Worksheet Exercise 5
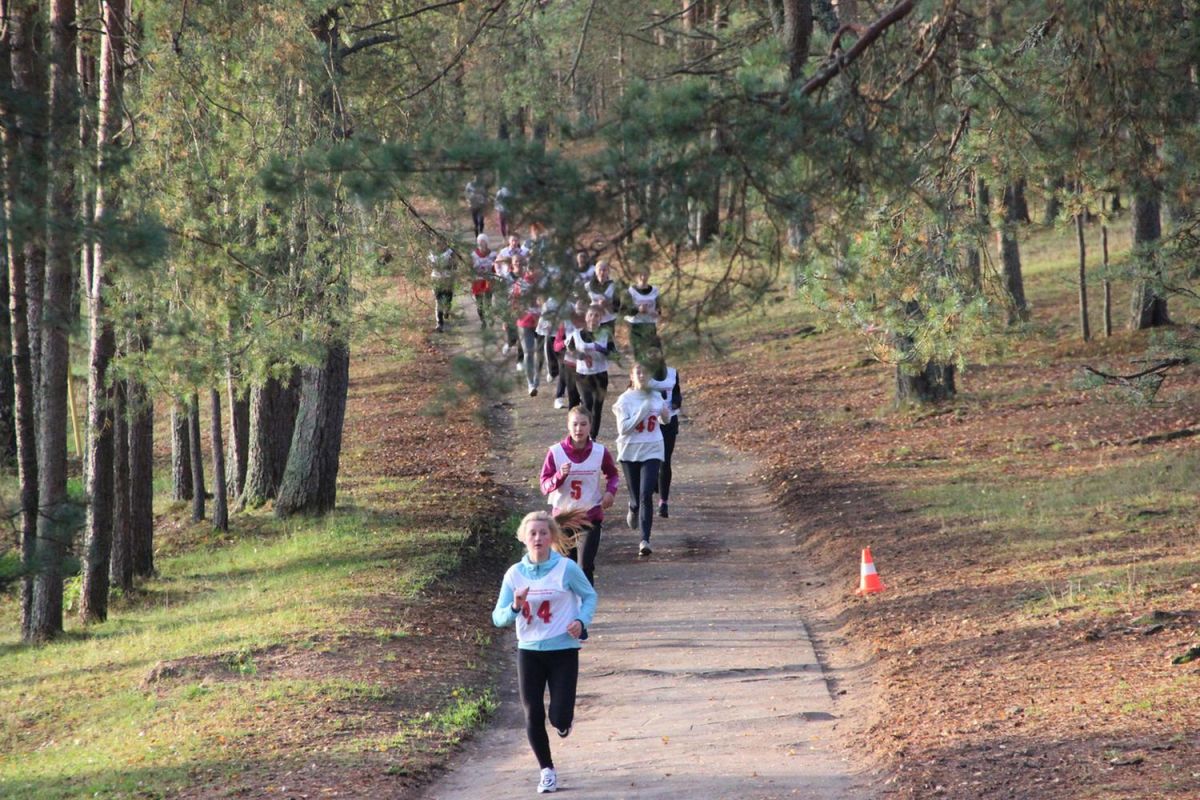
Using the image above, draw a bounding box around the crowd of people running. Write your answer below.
[429,180,684,793]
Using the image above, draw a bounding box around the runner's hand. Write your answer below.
[512,586,529,610]
[558,462,571,479]
[566,620,583,638]
[601,491,614,509]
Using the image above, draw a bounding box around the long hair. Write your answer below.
[516,510,586,555]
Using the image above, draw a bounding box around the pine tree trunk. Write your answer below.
[110,379,133,594]
[1075,211,1090,341]
[1043,175,1065,225]
[30,0,79,642]
[1128,188,1170,330]
[79,300,115,624]
[188,393,205,521]
[998,182,1029,323]
[0,266,14,464]
[275,343,349,517]
[210,389,228,531]
[128,372,154,577]
[242,370,300,508]
[226,365,249,500]
[79,0,127,625]
[3,0,43,641]
[895,362,957,406]
[1101,197,1113,338]
[171,401,192,500]
[781,0,814,82]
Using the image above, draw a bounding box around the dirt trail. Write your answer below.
[420,350,864,799]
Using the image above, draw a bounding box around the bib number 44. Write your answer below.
[520,600,553,625]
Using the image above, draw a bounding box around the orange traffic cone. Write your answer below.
[855,546,885,596]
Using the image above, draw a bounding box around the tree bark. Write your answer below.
[210,388,228,531]
[275,342,349,517]
[1075,211,1090,341]
[3,0,43,641]
[30,0,79,642]
[242,370,300,508]
[188,392,205,521]
[998,182,1029,323]
[110,379,133,594]
[895,362,956,406]
[1128,187,1170,329]
[226,364,249,500]
[79,0,127,625]
[1101,196,1112,338]
[171,401,193,500]
[128,369,154,577]
[781,0,814,82]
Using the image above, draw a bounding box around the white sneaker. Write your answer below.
[515,361,525,373]
[537,767,557,793]
[553,397,567,409]
[501,343,512,355]
[545,369,554,383]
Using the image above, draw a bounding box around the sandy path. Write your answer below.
[421,353,861,799]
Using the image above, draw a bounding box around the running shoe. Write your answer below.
[515,361,525,373]
[501,343,511,355]
[626,507,637,530]
[529,386,538,397]
[537,767,557,793]
[658,502,668,518]
[553,397,567,409]
[556,724,572,738]
[639,540,652,557]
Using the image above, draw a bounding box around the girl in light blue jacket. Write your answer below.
[493,511,598,794]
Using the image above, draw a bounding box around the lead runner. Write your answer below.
[493,511,598,795]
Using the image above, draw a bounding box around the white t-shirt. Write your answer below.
[612,389,667,462]
[587,280,618,324]
[646,367,679,421]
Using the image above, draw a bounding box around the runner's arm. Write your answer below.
[492,578,521,627]
[539,449,564,496]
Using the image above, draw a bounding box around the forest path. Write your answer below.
[420,330,862,798]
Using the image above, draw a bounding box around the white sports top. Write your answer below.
[646,367,679,421]
[547,441,606,512]
[587,280,618,324]
[572,329,609,375]
[625,286,659,324]
[613,389,666,462]
[508,558,578,643]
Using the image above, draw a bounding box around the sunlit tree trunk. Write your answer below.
[210,389,228,531]
[998,182,1029,323]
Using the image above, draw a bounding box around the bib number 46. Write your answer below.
[635,416,658,433]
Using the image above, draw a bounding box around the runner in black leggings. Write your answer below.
[493,511,597,794]
[643,340,682,518]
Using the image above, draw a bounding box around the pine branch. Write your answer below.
[800,0,916,97]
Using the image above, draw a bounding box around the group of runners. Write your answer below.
[431,194,683,793]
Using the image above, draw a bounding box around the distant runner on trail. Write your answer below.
[585,259,621,340]
[493,511,598,795]
[613,361,670,556]
[470,234,496,329]
[570,306,612,440]
[643,339,682,519]
[553,300,587,411]
[465,177,488,236]
[624,268,660,361]
[539,406,619,586]
[428,247,456,333]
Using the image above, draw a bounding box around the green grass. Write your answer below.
[0,497,474,798]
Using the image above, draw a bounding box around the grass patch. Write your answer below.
[0,496,473,798]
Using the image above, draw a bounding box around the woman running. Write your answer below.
[428,247,456,333]
[643,340,682,518]
[493,511,597,795]
[612,361,670,556]
[586,260,620,340]
[570,305,612,440]
[540,407,619,585]
[513,263,543,396]
[624,269,660,361]
[470,234,496,328]
[465,177,488,237]
[553,300,587,411]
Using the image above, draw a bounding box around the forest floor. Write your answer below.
[679,224,1200,798]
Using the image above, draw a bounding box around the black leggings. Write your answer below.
[518,648,580,770]
[558,357,580,407]
[567,520,602,586]
[621,459,662,541]
[658,416,678,501]
[577,372,609,439]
